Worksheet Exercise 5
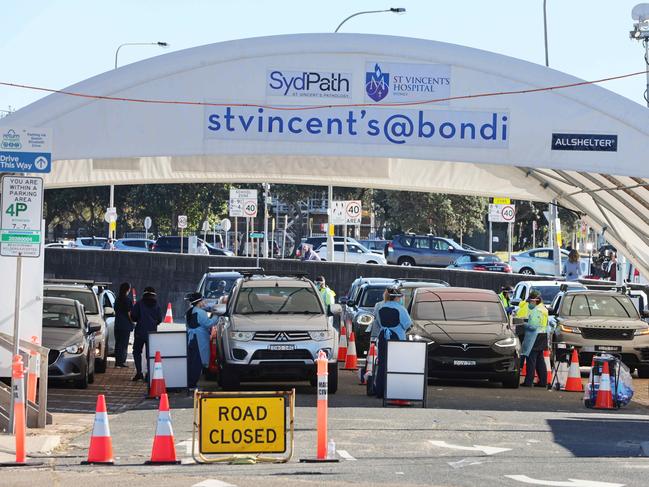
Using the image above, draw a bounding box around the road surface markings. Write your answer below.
[428,440,511,456]
[337,449,357,461]
[504,475,625,487]
[448,458,486,469]
[192,480,237,487]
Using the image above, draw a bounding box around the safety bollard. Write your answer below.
[27,336,40,404]
[299,350,338,463]
[12,355,26,465]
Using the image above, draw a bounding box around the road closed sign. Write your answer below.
[199,395,287,454]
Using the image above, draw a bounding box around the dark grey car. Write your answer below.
[386,234,475,267]
[43,297,100,389]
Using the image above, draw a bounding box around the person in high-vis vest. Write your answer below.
[185,292,219,389]
[498,286,514,314]
[520,290,549,387]
[315,276,336,315]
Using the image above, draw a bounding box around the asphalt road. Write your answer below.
[5,363,649,487]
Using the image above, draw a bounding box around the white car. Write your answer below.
[114,238,155,252]
[511,280,587,308]
[74,237,108,250]
[315,242,387,264]
[510,247,570,276]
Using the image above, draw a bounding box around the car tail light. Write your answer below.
[474,265,487,271]
[151,243,157,251]
[387,242,394,252]
[504,264,512,273]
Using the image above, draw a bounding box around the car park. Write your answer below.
[510,247,570,275]
[408,287,520,388]
[113,238,155,252]
[511,280,587,308]
[447,253,512,273]
[43,279,113,373]
[214,271,339,392]
[42,297,99,389]
[549,288,649,376]
[386,234,474,267]
[315,242,387,264]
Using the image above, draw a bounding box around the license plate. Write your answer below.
[595,345,622,352]
[487,267,500,271]
[268,344,295,351]
[453,360,477,366]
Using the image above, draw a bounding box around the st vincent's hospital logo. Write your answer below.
[366,64,390,102]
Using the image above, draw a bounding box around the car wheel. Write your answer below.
[519,267,535,275]
[328,363,338,394]
[398,257,415,266]
[637,365,649,378]
[75,364,89,389]
[95,353,108,373]
[220,366,240,390]
[502,373,520,389]
[367,260,378,264]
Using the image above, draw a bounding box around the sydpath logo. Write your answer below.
[1,129,22,150]
[365,63,389,102]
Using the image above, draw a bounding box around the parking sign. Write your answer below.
[0,175,43,257]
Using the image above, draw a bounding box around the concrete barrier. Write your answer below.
[44,249,554,317]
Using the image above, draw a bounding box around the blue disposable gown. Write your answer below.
[187,307,219,366]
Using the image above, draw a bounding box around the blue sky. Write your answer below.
[1,0,647,112]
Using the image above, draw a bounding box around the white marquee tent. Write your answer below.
[4,33,649,274]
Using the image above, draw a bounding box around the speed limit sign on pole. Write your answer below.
[243,199,258,217]
[500,205,516,222]
[178,215,188,229]
[345,200,362,225]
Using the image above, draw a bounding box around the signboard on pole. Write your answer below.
[104,207,117,223]
[332,200,362,225]
[221,218,232,232]
[1,175,43,257]
[229,189,258,217]
[0,127,52,174]
[178,215,188,229]
[488,204,516,223]
[492,197,510,205]
[144,216,152,230]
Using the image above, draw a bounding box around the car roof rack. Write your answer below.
[207,267,264,273]
[44,278,112,289]
[240,270,309,279]
[393,278,450,287]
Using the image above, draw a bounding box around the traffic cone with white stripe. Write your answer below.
[594,361,615,409]
[82,394,114,465]
[145,393,180,464]
[337,325,348,362]
[343,332,358,370]
[364,342,377,383]
[149,351,167,398]
[564,349,583,392]
[544,349,552,385]
[163,303,173,324]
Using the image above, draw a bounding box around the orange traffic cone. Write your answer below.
[149,351,167,398]
[163,303,173,324]
[132,287,137,305]
[145,393,180,464]
[544,349,552,384]
[82,395,114,465]
[364,342,377,382]
[337,325,348,362]
[564,349,583,392]
[594,361,615,410]
[521,358,527,378]
[343,332,358,370]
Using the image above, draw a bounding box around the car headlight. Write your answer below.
[559,324,581,334]
[356,313,374,326]
[494,337,517,348]
[635,327,649,336]
[408,334,434,343]
[309,330,334,341]
[229,331,254,341]
[65,344,84,354]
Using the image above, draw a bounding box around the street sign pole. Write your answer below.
[343,223,347,263]
[507,222,513,264]
[488,221,493,253]
[234,218,238,255]
[327,186,334,263]
[282,214,288,260]
[551,200,561,276]
[9,253,22,431]
[180,228,184,254]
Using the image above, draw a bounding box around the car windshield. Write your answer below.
[202,277,238,298]
[469,254,501,263]
[44,289,99,314]
[360,288,385,307]
[531,286,562,303]
[43,303,80,328]
[416,300,505,322]
[234,286,322,314]
[562,294,639,318]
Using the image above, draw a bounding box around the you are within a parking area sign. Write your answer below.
[1,175,43,257]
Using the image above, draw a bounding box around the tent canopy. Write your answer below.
[4,33,649,273]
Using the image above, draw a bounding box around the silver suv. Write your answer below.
[550,288,649,376]
[214,272,339,392]
[43,280,113,373]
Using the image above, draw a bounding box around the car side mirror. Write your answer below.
[212,304,227,316]
[546,307,555,315]
[449,247,455,252]
[346,300,355,307]
[641,310,649,319]
[512,317,526,326]
[103,306,115,317]
[510,299,521,306]
[339,296,348,305]
[88,322,101,333]
[330,304,342,315]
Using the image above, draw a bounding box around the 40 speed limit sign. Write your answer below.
[1,175,43,257]
[345,200,362,225]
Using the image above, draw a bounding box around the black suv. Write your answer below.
[152,236,213,254]
[386,234,474,267]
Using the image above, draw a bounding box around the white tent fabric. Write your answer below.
[3,34,649,273]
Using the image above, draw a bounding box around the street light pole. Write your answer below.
[543,0,550,67]
[335,8,406,33]
[114,41,168,69]
[630,4,649,107]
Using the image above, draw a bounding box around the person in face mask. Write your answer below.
[314,276,336,316]
[520,290,549,387]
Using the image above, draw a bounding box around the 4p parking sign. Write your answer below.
[1,175,43,257]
